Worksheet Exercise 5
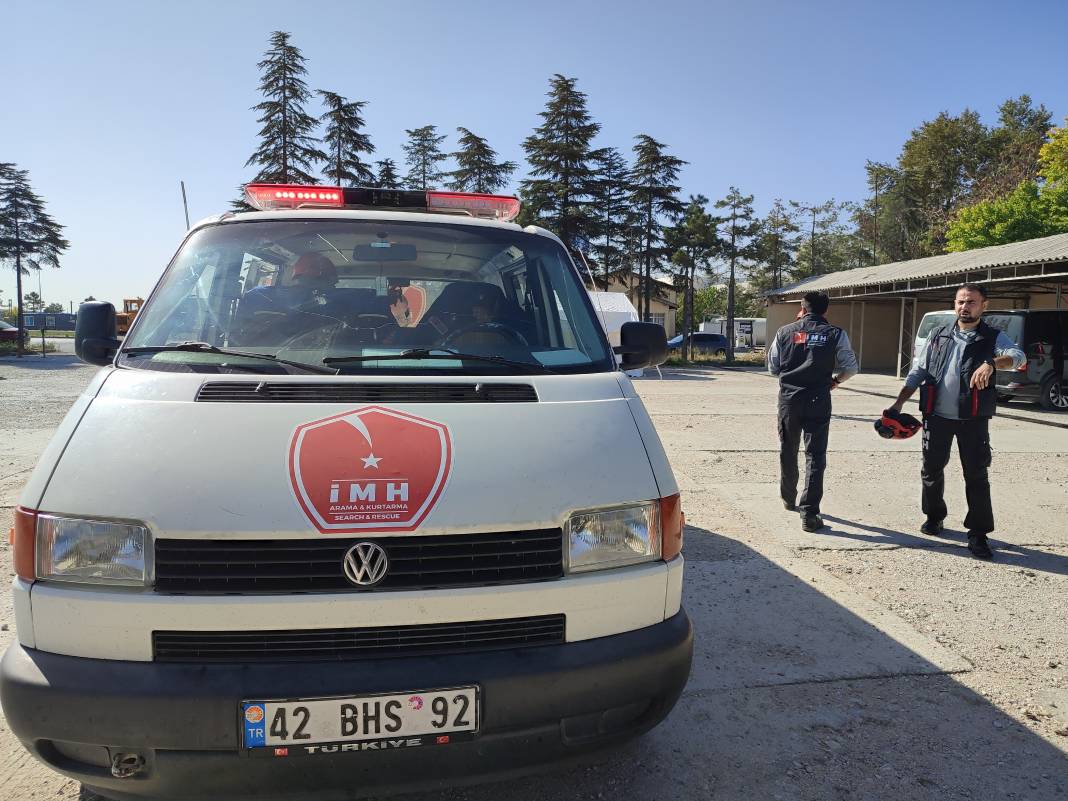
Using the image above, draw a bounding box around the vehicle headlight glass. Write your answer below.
[566,502,660,573]
[36,515,148,586]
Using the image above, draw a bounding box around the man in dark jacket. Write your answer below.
[889,284,1025,559]
[768,291,858,532]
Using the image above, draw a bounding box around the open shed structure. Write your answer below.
[765,232,1068,375]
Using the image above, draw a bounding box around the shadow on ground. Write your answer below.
[820,514,1068,577]
[0,355,85,371]
[346,525,1067,801]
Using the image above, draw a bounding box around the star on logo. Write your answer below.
[361,453,382,469]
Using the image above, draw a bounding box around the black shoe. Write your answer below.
[783,500,797,512]
[920,518,944,536]
[967,532,993,559]
[801,514,824,532]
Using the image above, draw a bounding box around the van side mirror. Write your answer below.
[75,302,121,366]
[616,322,668,370]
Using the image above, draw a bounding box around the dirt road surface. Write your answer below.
[0,357,1065,800]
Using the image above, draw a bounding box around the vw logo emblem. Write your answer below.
[342,542,389,587]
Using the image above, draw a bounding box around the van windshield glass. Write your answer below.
[123,219,614,375]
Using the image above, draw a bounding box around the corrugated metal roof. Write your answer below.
[773,231,1068,297]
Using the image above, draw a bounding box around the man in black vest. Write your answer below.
[889,283,1025,559]
[768,291,858,532]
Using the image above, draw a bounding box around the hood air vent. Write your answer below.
[195,381,538,404]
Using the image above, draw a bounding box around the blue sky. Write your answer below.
[4,0,1068,307]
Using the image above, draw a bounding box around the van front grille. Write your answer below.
[153,615,566,663]
[195,382,538,403]
[154,530,564,594]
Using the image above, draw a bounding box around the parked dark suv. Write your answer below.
[991,309,1067,410]
[667,332,729,357]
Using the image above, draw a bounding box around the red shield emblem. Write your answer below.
[792,332,808,344]
[288,406,453,534]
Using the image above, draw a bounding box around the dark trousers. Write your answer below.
[921,414,995,534]
[778,392,831,516]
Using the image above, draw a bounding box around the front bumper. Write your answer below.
[1,610,692,800]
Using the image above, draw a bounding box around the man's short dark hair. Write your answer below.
[957,283,988,298]
[802,291,830,315]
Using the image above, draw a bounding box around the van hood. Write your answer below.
[37,370,663,538]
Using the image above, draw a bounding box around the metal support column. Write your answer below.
[896,297,918,378]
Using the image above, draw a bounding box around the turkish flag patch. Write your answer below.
[792,332,808,344]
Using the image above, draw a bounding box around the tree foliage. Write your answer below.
[317,90,375,186]
[520,75,601,252]
[243,31,326,186]
[402,125,448,190]
[666,195,719,360]
[588,147,638,288]
[0,164,69,354]
[715,187,759,363]
[751,198,799,292]
[630,134,686,320]
[448,128,516,193]
[946,118,1068,251]
[375,158,402,189]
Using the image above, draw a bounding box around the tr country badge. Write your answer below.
[288,406,453,534]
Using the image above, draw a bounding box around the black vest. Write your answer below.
[775,314,842,401]
[918,320,999,419]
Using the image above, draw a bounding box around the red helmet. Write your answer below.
[291,253,337,282]
[875,408,922,440]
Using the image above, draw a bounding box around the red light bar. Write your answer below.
[427,192,521,222]
[245,184,344,211]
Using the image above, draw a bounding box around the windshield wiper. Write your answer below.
[122,342,339,375]
[324,348,555,373]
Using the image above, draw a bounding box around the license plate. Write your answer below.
[241,687,479,754]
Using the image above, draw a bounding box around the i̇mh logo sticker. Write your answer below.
[288,406,453,534]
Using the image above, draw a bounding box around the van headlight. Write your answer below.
[566,502,661,573]
[36,515,149,586]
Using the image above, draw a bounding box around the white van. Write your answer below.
[1,185,691,800]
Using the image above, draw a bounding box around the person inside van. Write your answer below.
[888,283,1025,559]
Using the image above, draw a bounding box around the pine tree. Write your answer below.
[629,134,686,321]
[520,75,601,253]
[752,199,800,291]
[402,125,448,190]
[666,195,719,361]
[0,164,69,357]
[239,31,326,205]
[375,159,402,189]
[318,90,375,186]
[715,188,759,364]
[588,147,635,289]
[448,128,516,193]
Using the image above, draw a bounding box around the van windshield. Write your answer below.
[123,219,614,375]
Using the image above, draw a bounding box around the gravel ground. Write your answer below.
[0,359,1065,801]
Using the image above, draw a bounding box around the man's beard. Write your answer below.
[958,311,976,323]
